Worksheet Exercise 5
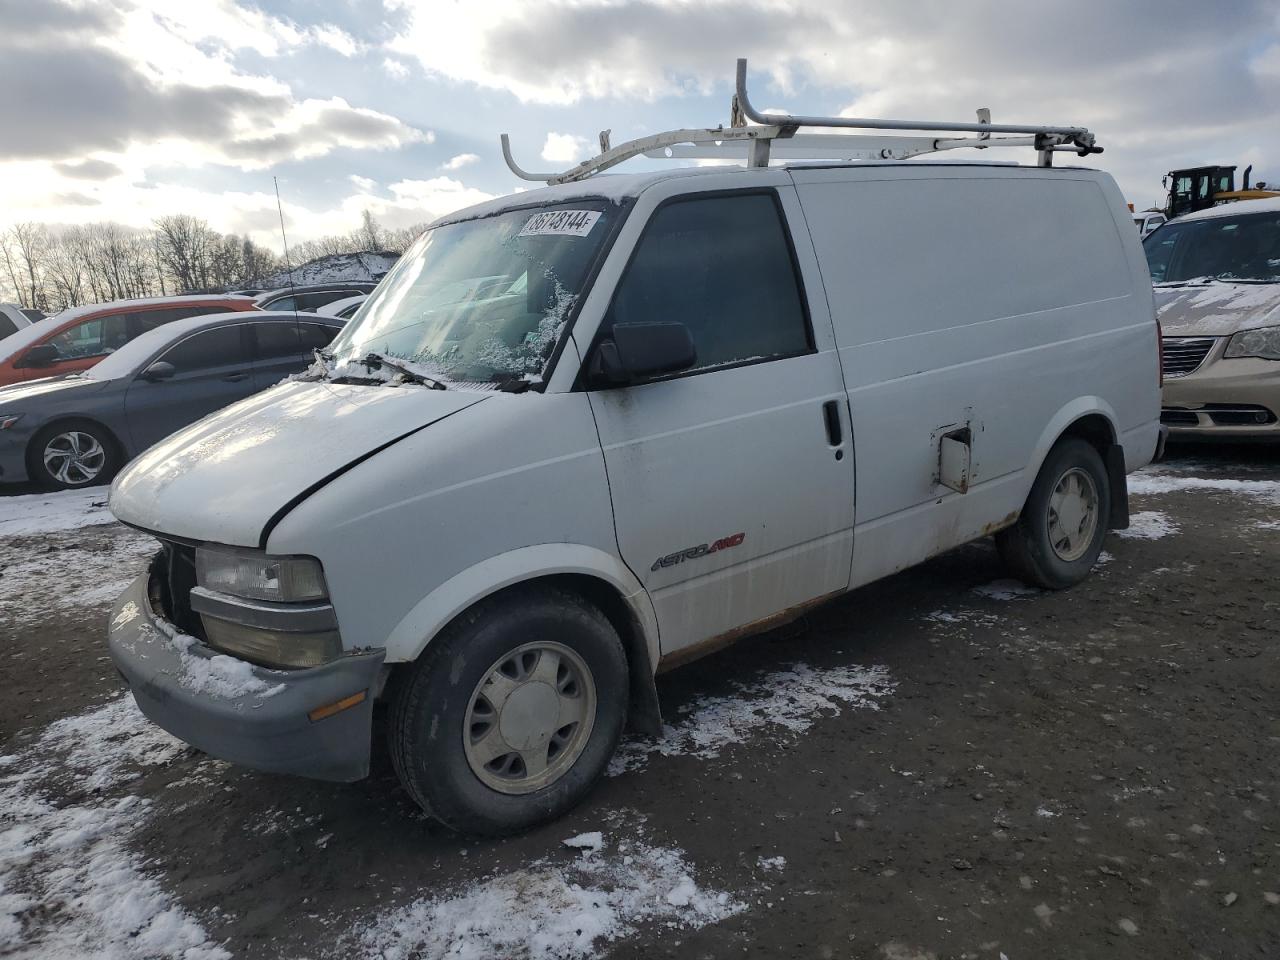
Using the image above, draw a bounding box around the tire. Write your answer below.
[996,437,1110,590]
[388,586,629,835]
[28,419,120,490]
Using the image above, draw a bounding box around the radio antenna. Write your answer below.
[273,176,298,315]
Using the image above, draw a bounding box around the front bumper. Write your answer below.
[107,573,386,782]
[0,431,29,482]
[1162,354,1280,440]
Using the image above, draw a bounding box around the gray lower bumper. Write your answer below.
[107,573,386,782]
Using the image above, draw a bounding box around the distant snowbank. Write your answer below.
[257,251,398,290]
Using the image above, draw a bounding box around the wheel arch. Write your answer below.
[1027,399,1128,530]
[383,544,663,736]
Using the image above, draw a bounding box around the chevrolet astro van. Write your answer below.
[107,154,1162,834]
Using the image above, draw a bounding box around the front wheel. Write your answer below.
[29,420,119,490]
[388,587,629,835]
[996,437,1110,590]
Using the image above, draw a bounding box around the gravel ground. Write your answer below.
[1,445,1278,960]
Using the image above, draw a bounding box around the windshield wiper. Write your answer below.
[360,352,448,390]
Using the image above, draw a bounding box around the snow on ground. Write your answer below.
[1115,511,1180,540]
[0,531,155,626]
[0,696,227,959]
[0,488,118,536]
[609,663,894,775]
[350,820,741,960]
[1128,470,1280,502]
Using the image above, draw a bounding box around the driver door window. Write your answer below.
[607,193,812,374]
[125,326,254,451]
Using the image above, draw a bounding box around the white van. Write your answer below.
[107,73,1161,834]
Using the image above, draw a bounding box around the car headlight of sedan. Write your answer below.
[1224,326,1280,360]
[192,545,339,669]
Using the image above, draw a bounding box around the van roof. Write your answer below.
[433,160,1101,229]
[1173,196,1280,223]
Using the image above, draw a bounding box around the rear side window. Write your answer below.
[49,314,130,359]
[254,322,303,359]
[0,315,16,339]
[608,193,811,371]
[159,326,248,374]
[297,290,361,311]
[300,323,337,350]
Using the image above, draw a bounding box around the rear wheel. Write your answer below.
[389,586,628,835]
[996,437,1110,589]
[29,420,119,490]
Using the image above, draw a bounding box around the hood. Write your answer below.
[0,374,106,407]
[110,380,486,546]
[1153,281,1280,337]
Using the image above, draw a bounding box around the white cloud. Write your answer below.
[382,56,411,80]
[308,23,361,57]
[541,132,590,164]
[441,152,480,171]
[349,174,377,191]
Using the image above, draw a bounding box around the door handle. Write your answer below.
[222,372,249,382]
[822,400,843,447]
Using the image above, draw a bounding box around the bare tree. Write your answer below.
[154,214,218,293]
[2,223,50,309]
[354,209,382,252]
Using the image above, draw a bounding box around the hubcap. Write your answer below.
[43,431,106,486]
[1047,466,1099,562]
[463,642,596,795]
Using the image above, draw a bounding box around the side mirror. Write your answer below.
[140,361,176,382]
[18,343,59,368]
[590,321,696,386]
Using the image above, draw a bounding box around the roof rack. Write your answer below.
[501,58,1101,185]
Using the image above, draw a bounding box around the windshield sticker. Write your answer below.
[518,210,601,238]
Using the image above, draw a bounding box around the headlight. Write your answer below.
[1224,326,1280,360]
[195,545,328,602]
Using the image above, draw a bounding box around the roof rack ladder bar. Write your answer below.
[735,58,1091,139]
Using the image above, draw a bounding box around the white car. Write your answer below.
[107,111,1161,835]
[0,302,41,341]
[1133,210,1167,238]
[315,294,366,319]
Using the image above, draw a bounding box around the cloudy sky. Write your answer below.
[3,0,1279,249]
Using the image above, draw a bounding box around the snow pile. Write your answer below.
[257,251,398,289]
[0,488,117,536]
[609,662,894,775]
[353,825,741,960]
[756,856,786,872]
[0,697,227,959]
[972,579,1041,601]
[149,623,285,701]
[1115,511,1179,540]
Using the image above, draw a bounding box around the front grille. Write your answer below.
[1162,337,1216,377]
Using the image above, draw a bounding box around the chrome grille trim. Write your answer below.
[1161,337,1216,377]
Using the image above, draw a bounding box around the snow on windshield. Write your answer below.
[322,202,617,386]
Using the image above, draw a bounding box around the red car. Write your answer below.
[0,295,259,387]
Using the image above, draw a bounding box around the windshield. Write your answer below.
[1144,210,1280,284]
[324,200,619,385]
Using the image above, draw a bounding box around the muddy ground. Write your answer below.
[2,445,1278,960]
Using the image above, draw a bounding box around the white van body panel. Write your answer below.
[264,392,626,658]
[109,380,483,546]
[568,170,856,655]
[789,165,1159,588]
